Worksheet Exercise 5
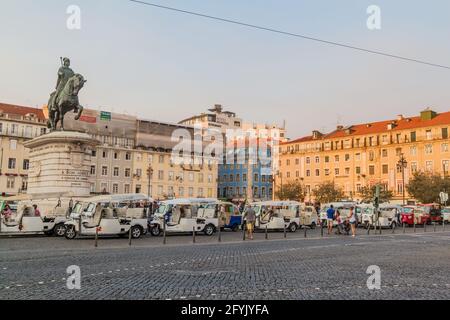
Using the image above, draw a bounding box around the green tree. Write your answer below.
[359,185,393,203]
[407,172,450,203]
[275,181,305,201]
[312,181,345,203]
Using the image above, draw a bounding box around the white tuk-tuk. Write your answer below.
[250,201,301,232]
[64,194,151,239]
[300,205,319,229]
[360,204,399,229]
[0,195,72,237]
[149,198,220,236]
[320,202,356,227]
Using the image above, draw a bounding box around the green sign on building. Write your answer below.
[100,111,112,121]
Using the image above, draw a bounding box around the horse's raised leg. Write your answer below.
[74,105,84,121]
[59,107,65,131]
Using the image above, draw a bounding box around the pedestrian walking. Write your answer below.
[348,207,357,237]
[326,205,335,235]
[243,205,256,240]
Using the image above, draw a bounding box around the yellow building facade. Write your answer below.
[277,109,450,203]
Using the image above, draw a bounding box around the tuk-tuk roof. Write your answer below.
[251,201,301,206]
[159,198,217,206]
[87,194,153,204]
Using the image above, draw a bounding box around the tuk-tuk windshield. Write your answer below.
[402,207,414,214]
[72,202,84,214]
[156,204,173,215]
[84,203,97,215]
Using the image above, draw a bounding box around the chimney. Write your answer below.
[337,125,344,131]
[397,114,404,121]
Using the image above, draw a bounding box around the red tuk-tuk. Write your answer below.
[401,206,430,226]
[419,204,442,224]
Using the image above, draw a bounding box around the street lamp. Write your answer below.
[397,153,408,205]
[146,165,153,198]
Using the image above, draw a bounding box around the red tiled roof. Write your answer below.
[284,109,450,145]
[281,136,314,145]
[0,102,46,121]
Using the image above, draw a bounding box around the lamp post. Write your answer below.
[146,165,153,198]
[397,153,408,205]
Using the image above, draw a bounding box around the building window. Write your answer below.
[334,168,339,176]
[325,156,330,163]
[114,152,119,160]
[10,140,17,150]
[315,169,320,176]
[369,151,375,161]
[369,165,375,175]
[125,168,131,178]
[410,146,417,156]
[189,172,194,182]
[7,177,15,189]
[8,158,16,169]
[382,164,389,174]
[295,159,300,165]
[159,155,165,164]
[124,184,130,194]
[243,174,247,182]
[158,170,164,180]
[188,187,194,197]
[23,160,30,170]
[355,153,361,161]
[356,167,361,174]
[90,166,96,175]
[102,150,108,158]
[91,150,97,157]
[136,169,142,177]
[254,174,259,182]
[382,149,388,157]
[411,162,418,173]
[443,160,450,173]
[113,167,119,177]
[287,172,291,178]
[442,128,448,139]
[198,188,204,197]
[441,143,449,153]
[426,130,432,140]
[112,184,119,194]
[306,157,311,165]
[179,187,184,197]
[135,185,142,193]
[315,156,320,163]
[40,128,47,136]
[158,186,164,196]
[345,154,350,162]
[426,161,433,172]
[410,131,416,142]
[125,152,131,161]
[102,166,108,176]
[335,155,339,162]
[168,171,174,181]
[425,144,433,154]
[286,159,290,166]
[306,170,311,177]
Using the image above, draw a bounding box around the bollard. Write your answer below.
[95,227,99,248]
[284,224,287,239]
[424,222,426,233]
[218,224,222,243]
[379,221,382,235]
[403,223,406,234]
[243,224,246,241]
[128,227,132,246]
[392,223,395,234]
[163,220,167,245]
[193,227,196,243]
[443,220,446,232]
[320,223,323,237]
[265,225,268,240]
[304,225,307,238]
[413,220,416,233]
[367,224,370,235]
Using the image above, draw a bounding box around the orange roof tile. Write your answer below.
[284,110,450,144]
[0,102,46,121]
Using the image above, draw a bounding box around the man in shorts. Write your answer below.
[326,205,335,235]
[244,206,256,240]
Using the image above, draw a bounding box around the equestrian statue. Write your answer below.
[47,57,86,131]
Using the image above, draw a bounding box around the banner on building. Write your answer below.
[100,111,112,121]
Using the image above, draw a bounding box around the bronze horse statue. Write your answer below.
[47,74,86,131]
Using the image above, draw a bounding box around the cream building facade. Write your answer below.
[278,109,450,203]
[0,103,48,196]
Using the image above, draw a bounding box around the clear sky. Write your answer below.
[1,0,450,139]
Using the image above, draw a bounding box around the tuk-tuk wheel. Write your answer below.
[130,226,142,239]
[54,224,67,237]
[231,224,239,232]
[289,223,298,233]
[65,226,77,240]
[204,224,215,236]
[150,226,161,237]
[310,222,316,230]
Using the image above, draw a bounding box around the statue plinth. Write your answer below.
[24,131,99,197]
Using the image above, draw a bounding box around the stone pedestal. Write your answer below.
[24,131,99,197]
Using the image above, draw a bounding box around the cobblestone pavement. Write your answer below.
[0,227,449,300]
